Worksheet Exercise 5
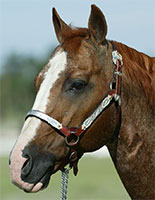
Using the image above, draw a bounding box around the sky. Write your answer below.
[0,0,155,69]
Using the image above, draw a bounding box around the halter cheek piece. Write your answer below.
[25,48,123,176]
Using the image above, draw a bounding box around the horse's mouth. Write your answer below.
[23,161,68,192]
[23,169,52,193]
[38,170,52,190]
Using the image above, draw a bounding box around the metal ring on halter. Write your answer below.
[110,81,116,90]
[65,134,79,146]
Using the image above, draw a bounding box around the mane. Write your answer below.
[113,41,155,107]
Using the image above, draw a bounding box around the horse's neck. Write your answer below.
[108,41,155,144]
[107,41,155,153]
[106,42,155,199]
[117,41,155,140]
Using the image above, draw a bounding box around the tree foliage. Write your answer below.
[0,50,53,125]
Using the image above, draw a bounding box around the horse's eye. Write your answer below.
[69,80,87,92]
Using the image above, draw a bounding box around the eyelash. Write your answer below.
[64,79,87,94]
[69,80,87,91]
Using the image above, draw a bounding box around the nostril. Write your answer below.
[21,158,32,177]
[21,153,33,179]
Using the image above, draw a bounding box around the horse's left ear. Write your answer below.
[88,5,107,45]
[52,8,71,44]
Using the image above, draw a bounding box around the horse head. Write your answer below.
[9,5,119,192]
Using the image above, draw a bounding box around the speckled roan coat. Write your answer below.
[9,4,155,199]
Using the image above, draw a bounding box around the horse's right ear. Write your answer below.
[88,5,107,45]
[52,8,71,44]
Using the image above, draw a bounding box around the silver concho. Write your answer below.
[112,50,123,65]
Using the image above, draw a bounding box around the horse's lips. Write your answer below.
[21,170,51,193]
[24,182,43,193]
[19,164,53,193]
[24,163,64,192]
[31,169,52,192]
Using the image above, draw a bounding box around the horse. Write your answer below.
[9,5,155,199]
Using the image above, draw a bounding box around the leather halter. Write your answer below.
[25,48,123,176]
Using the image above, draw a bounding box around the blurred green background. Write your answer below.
[0,50,51,128]
[0,156,130,200]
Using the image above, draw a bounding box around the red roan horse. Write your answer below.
[9,5,155,199]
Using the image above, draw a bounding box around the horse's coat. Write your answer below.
[9,4,155,199]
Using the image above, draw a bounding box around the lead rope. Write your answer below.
[60,167,71,200]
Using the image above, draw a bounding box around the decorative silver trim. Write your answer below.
[114,71,122,76]
[114,94,120,102]
[26,110,63,130]
[81,95,113,130]
[112,50,123,65]
[26,94,114,133]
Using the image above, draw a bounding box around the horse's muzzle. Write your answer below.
[22,145,56,190]
[9,144,56,193]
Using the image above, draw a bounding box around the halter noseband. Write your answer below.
[25,48,123,176]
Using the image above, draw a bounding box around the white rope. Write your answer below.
[60,167,71,200]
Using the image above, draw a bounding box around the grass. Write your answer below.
[0,156,130,200]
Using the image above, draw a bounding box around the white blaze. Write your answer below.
[32,50,67,111]
[22,49,67,142]
[9,49,67,192]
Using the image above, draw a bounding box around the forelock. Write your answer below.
[62,27,89,55]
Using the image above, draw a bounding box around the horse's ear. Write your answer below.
[88,5,107,45]
[52,8,71,44]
